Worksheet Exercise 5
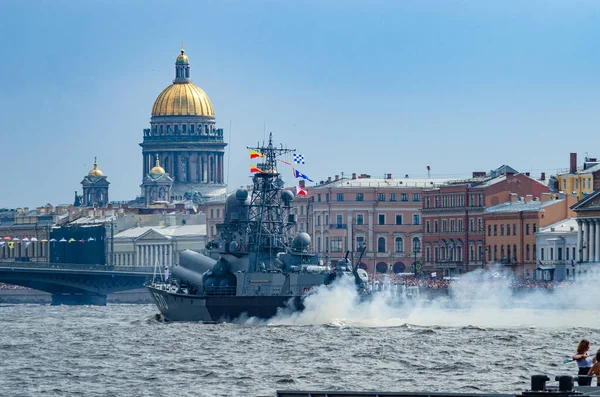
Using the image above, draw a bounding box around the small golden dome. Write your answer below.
[88,157,103,177]
[150,155,166,175]
[176,49,189,64]
[152,82,214,117]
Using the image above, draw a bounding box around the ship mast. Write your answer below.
[246,133,296,271]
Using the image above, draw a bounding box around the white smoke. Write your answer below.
[256,267,600,328]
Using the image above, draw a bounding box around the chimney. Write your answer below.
[352,173,356,179]
[540,192,553,202]
[387,173,392,179]
[525,172,530,177]
[510,193,518,203]
[472,171,486,178]
[335,175,339,181]
[299,180,305,188]
[23,207,29,215]
[524,194,533,202]
[541,172,546,181]
[506,172,514,177]
[570,153,577,173]
[327,176,332,183]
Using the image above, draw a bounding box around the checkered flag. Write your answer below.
[293,153,305,164]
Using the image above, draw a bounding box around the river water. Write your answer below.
[2,278,600,397]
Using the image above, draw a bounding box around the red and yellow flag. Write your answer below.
[250,165,264,173]
[250,150,265,159]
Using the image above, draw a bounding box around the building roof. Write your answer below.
[312,177,457,189]
[69,215,117,225]
[484,198,561,214]
[537,217,577,235]
[114,224,206,239]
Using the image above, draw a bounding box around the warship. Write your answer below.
[147,134,367,322]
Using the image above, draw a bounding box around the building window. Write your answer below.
[395,237,403,252]
[487,245,492,261]
[426,197,430,208]
[533,223,537,233]
[426,247,431,262]
[458,219,463,232]
[331,237,342,252]
[356,236,365,250]
[210,209,214,218]
[526,244,530,260]
[470,245,474,261]
[390,193,396,202]
[337,193,344,201]
[356,214,364,225]
[395,214,403,225]
[506,224,511,236]
[336,214,343,226]
[513,244,517,261]
[325,215,329,225]
[450,219,455,232]
[501,225,504,236]
[318,194,321,202]
[426,221,430,233]
[488,225,491,236]
[377,193,385,202]
[533,244,537,260]
[494,245,498,261]
[526,224,530,235]
[412,237,421,252]
[442,220,447,232]
[413,214,420,225]
[378,214,385,225]
[494,225,497,236]
[434,247,439,261]
[377,237,386,253]
[412,193,420,202]
[325,193,329,202]
[513,224,517,235]
[401,193,408,202]
[317,215,321,226]
[435,197,439,208]
[478,218,482,232]
[434,220,439,233]
[356,193,363,201]
[469,219,474,232]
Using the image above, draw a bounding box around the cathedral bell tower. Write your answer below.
[141,155,174,207]
[81,157,110,207]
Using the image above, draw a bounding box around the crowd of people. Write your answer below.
[0,282,30,290]
[366,273,573,290]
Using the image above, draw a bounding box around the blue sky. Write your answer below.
[1,0,600,208]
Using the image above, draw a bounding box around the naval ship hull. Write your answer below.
[147,286,305,322]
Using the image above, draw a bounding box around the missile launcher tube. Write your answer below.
[179,250,217,273]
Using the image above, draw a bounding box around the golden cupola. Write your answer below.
[88,157,104,177]
[150,154,166,175]
[151,48,215,117]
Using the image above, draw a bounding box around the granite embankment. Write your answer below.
[0,288,153,304]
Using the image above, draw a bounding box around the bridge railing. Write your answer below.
[0,261,154,273]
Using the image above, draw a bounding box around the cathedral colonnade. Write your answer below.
[142,152,224,184]
[576,218,600,263]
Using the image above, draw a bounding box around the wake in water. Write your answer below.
[252,268,600,328]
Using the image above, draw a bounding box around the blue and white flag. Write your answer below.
[293,153,305,164]
[293,168,313,182]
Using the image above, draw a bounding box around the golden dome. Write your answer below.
[176,50,189,64]
[88,157,103,177]
[152,82,214,117]
[150,155,166,175]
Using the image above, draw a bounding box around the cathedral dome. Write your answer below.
[150,155,166,175]
[88,158,103,177]
[151,49,215,117]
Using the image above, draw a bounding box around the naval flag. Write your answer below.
[293,168,313,182]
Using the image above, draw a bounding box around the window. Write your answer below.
[526,224,530,235]
[390,193,396,202]
[210,209,214,218]
[533,223,537,233]
[426,247,431,262]
[434,247,439,261]
[356,214,364,225]
[395,237,403,252]
[395,214,403,225]
[426,221,431,233]
[356,193,363,201]
[325,193,330,202]
[412,237,421,252]
[442,220,447,232]
[356,236,365,250]
[487,245,491,261]
[469,219,474,232]
[458,219,463,232]
[378,214,385,225]
[426,197,430,208]
[317,215,321,226]
[325,215,329,225]
[501,225,504,236]
[513,224,517,235]
[450,219,455,232]
[331,237,342,252]
[401,193,408,202]
[377,193,385,201]
[478,218,482,232]
[526,244,530,260]
[337,193,344,201]
[377,237,386,253]
[318,194,321,202]
[506,224,510,236]
[470,245,474,261]
[336,214,343,226]
[317,237,321,252]
[413,214,420,225]
[513,244,517,261]
[488,225,491,236]
[412,193,420,202]
[435,197,439,208]
[533,244,537,260]
[494,225,497,236]
[478,194,482,206]
[434,220,439,233]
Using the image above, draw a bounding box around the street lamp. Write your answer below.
[412,248,421,276]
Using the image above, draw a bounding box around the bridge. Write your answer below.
[0,261,155,305]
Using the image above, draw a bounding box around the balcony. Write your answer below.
[329,224,347,229]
